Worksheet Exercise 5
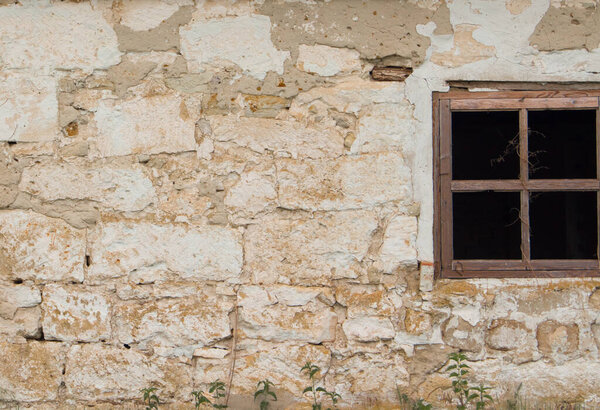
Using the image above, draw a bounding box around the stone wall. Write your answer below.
[1,0,600,408]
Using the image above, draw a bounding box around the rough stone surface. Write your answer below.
[536,320,579,356]
[0,2,121,71]
[244,211,378,284]
[0,72,58,142]
[0,210,85,282]
[0,342,63,402]
[65,344,192,401]
[41,284,111,343]
[277,153,412,211]
[296,44,361,77]
[2,1,600,407]
[19,161,156,212]
[87,221,243,282]
[93,87,196,157]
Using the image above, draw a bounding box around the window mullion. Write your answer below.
[520,108,531,265]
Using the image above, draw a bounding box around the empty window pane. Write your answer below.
[530,191,597,259]
[452,111,520,180]
[528,110,596,179]
[453,192,521,259]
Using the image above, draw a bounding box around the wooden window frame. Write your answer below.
[433,90,600,279]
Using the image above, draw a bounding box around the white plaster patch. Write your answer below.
[296,44,361,76]
[375,215,418,273]
[117,0,180,31]
[0,2,121,72]
[180,15,290,80]
[0,72,58,142]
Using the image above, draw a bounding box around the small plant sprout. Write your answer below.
[141,387,159,410]
[301,361,341,410]
[191,380,228,409]
[471,384,493,409]
[191,389,212,409]
[254,379,277,410]
[446,352,476,410]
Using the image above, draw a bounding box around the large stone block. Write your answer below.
[19,161,156,212]
[41,285,111,343]
[0,72,58,142]
[536,320,579,356]
[374,214,418,273]
[238,285,337,343]
[87,221,243,282]
[352,102,416,154]
[335,285,397,319]
[486,319,531,351]
[342,317,396,342]
[276,153,412,211]
[244,211,378,284]
[0,341,63,402]
[0,210,85,282]
[65,344,192,401]
[180,15,289,80]
[441,316,483,352]
[0,284,41,320]
[114,293,234,357]
[0,2,120,72]
[208,115,344,159]
[0,306,41,340]
[93,89,196,157]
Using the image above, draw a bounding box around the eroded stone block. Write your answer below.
[41,285,111,343]
[87,220,243,282]
[0,210,85,282]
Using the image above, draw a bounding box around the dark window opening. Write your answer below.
[453,192,521,259]
[452,111,520,180]
[530,191,597,259]
[529,110,596,179]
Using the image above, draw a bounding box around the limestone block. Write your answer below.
[441,316,483,352]
[20,161,156,212]
[93,90,196,157]
[244,211,378,284]
[0,210,85,282]
[333,353,408,401]
[375,215,418,273]
[296,44,361,76]
[277,153,412,211]
[335,285,396,318]
[589,287,600,309]
[224,163,278,221]
[114,293,234,357]
[208,115,344,159]
[352,102,416,154]
[486,319,531,351]
[0,341,63,402]
[197,341,330,396]
[117,0,182,32]
[0,307,41,340]
[87,221,243,282]
[0,2,121,72]
[342,317,395,342]
[65,344,192,401]
[292,77,406,114]
[180,15,289,80]
[41,285,111,343]
[0,284,41,320]
[404,309,432,336]
[536,320,579,356]
[238,285,336,343]
[0,72,58,142]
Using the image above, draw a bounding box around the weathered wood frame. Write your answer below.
[433,90,600,279]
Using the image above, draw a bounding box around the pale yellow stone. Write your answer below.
[0,210,85,282]
[431,24,496,67]
[296,44,361,76]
